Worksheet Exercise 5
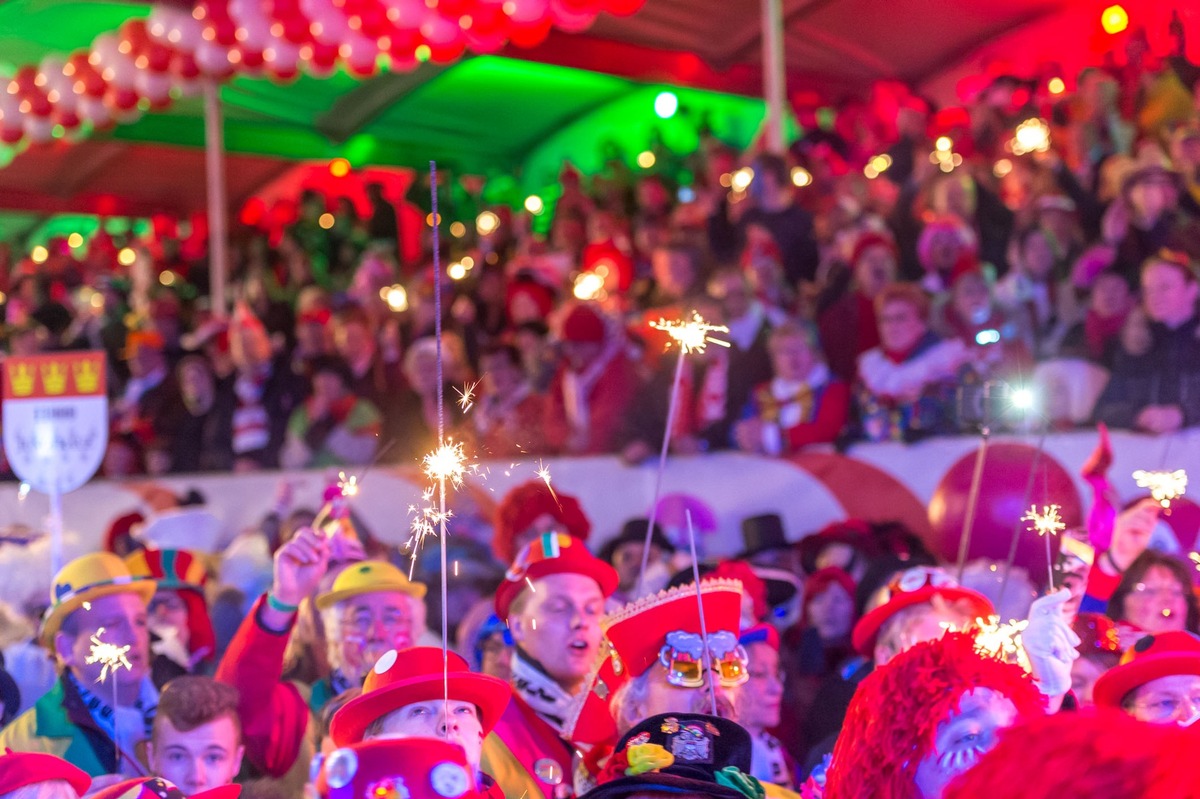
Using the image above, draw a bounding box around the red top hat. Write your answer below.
[602,578,744,680]
[0,749,90,796]
[851,566,994,655]
[329,647,511,747]
[494,532,618,622]
[1093,631,1200,709]
[316,738,483,799]
[88,778,241,799]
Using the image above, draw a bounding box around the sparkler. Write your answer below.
[636,312,730,598]
[423,441,467,490]
[943,615,1032,672]
[1010,118,1051,156]
[455,380,480,413]
[1023,504,1066,589]
[535,460,559,508]
[87,627,133,769]
[1133,469,1188,509]
[684,508,718,716]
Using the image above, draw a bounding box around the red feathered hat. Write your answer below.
[492,480,591,564]
[0,750,90,796]
[824,632,1044,799]
[494,532,617,621]
[1093,631,1200,709]
[602,578,744,680]
[329,646,511,746]
[316,738,483,799]
[851,566,994,656]
[943,708,1200,799]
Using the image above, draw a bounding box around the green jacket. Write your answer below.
[0,675,112,776]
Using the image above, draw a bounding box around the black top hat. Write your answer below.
[598,519,676,565]
[579,713,761,799]
[739,514,790,557]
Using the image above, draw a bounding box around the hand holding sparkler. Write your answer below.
[266,527,329,627]
[1023,504,1066,590]
[650,312,731,355]
[1021,589,1080,699]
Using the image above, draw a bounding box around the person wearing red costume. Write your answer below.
[329,646,511,798]
[468,344,556,458]
[546,303,639,455]
[817,232,897,382]
[482,534,618,799]
[214,528,425,794]
[822,632,1044,799]
[942,708,1200,799]
[491,480,592,566]
[0,750,90,799]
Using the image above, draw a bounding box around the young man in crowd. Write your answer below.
[483,534,619,799]
[146,677,244,795]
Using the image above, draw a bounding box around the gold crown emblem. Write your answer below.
[9,363,34,397]
[72,359,100,394]
[40,362,67,396]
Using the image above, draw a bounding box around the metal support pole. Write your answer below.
[761,0,787,153]
[203,79,229,319]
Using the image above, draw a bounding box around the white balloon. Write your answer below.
[342,33,379,74]
[135,70,173,104]
[172,10,206,52]
[0,91,24,140]
[264,36,301,75]
[228,0,272,51]
[195,40,233,75]
[420,10,461,46]
[23,115,53,143]
[504,0,548,24]
[38,56,78,116]
[301,0,351,46]
[380,0,426,29]
[92,33,139,90]
[76,95,112,127]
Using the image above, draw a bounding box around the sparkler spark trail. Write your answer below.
[1134,469,1188,509]
[944,615,1031,672]
[86,628,132,682]
[455,380,480,413]
[650,312,731,355]
[1022,505,1066,537]
[336,471,359,497]
[535,460,559,508]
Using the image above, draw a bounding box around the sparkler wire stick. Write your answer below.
[430,161,451,721]
[685,509,718,716]
[999,424,1048,603]
[956,427,990,582]
[636,347,687,598]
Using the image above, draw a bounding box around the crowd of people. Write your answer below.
[1,19,1200,477]
[3,15,1200,799]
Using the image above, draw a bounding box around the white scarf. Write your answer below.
[510,648,578,734]
[562,339,620,438]
[749,730,794,789]
[72,672,159,776]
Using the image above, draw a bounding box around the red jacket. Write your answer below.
[547,353,640,455]
[214,595,310,779]
[481,696,575,799]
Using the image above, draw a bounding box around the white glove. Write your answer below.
[1022,589,1081,698]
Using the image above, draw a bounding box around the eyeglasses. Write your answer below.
[1133,693,1200,723]
[658,630,749,689]
[894,567,956,594]
[340,608,412,637]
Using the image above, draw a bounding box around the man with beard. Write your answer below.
[215,528,425,787]
[483,534,619,799]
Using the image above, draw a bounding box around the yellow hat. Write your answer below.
[41,552,157,645]
[315,560,427,611]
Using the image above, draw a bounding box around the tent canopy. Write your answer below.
[0,0,1182,224]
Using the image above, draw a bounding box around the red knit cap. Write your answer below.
[824,632,1044,799]
[492,480,591,564]
[560,303,607,344]
[944,709,1200,799]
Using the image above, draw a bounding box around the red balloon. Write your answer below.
[604,0,643,13]
[463,4,510,52]
[105,86,141,111]
[507,17,551,47]
[170,50,202,80]
[928,443,1082,586]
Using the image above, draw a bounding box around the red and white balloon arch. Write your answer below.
[0,0,645,146]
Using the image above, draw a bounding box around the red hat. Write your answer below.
[329,646,511,747]
[801,567,857,627]
[492,480,591,564]
[494,532,618,621]
[1093,631,1200,709]
[0,749,90,796]
[559,303,606,344]
[944,708,1200,799]
[710,560,767,621]
[851,566,994,656]
[88,778,240,799]
[317,738,483,799]
[825,632,1043,799]
[849,232,897,269]
[602,578,744,680]
[505,279,555,321]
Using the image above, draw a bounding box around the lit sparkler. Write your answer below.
[86,627,133,682]
[1023,504,1066,590]
[337,471,360,497]
[423,441,467,490]
[1010,118,1051,156]
[649,312,731,355]
[1133,469,1188,509]
[971,615,1031,672]
[455,380,480,413]
[535,460,559,507]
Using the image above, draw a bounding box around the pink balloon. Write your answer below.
[264,36,301,77]
[419,10,462,46]
[380,0,426,31]
[0,91,25,143]
[135,70,173,105]
[23,114,54,143]
[195,40,234,75]
[76,95,112,127]
[546,0,595,31]
[928,443,1082,587]
[38,57,78,116]
[503,0,548,24]
[341,33,379,75]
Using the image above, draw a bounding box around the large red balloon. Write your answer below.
[928,443,1082,586]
